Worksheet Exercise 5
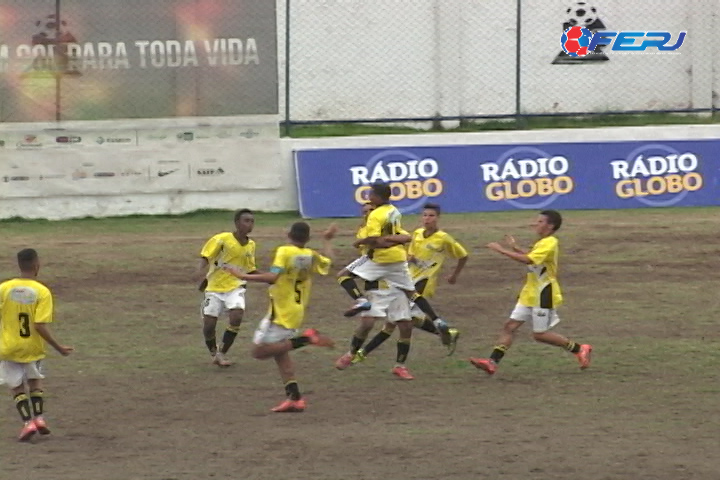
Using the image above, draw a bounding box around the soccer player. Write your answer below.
[335,282,416,379]
[193,208,258,367]
[336,201,375,292]
[358,203,468,355]
[469,210,592,375]
[223,222,337,413]
[0,248,73,442]
[340,183,452,343]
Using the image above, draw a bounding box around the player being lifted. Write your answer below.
[193,209,258,367]
[338,183,452,343]
[356,203,467,356]
[0,249,73,442]
[224,222,337,413]
[469,210,592,375]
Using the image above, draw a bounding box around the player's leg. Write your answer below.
[410,279,460,354]
[530,309,592,369]
[335,314,374,369]
[342,258,382,317]
[2,362,37,441]
[271,352,306,412]
[201,292,224,364]
[27,376,50,435]
[252,319,334,360]
[337,263,365,302]
[391,320,414,380]
[216,287,247,365]
[470,303,529,375]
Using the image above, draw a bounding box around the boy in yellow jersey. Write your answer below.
[358,203,467,356]
[336,202,375,289]
[193,209,258,367]
[0,249,73,442]
[223,222,337,413]
[340,184,453,343]
[469,210,592,375]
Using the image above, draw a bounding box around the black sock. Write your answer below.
[396,339,411,364]
[30,390,44,416]
[350,335,366,354]
[204,338,217,354]
[565,341,581,354]
[338,276,363,300]
[284,381,302,401]
[220,325,240,354]
[14,393,32,422]
[490,345,508,363]
[414,317,439,335]
[411,295,439,322]
[290,337,310,349]
[363,330,391,355]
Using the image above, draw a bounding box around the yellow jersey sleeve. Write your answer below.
[270,247,290,274]
[35,287,53,324]
[200,234,222,260]
[312,252,332,275]
[443,234,469,259]
[527,237,557,266]
[365,209,383,237]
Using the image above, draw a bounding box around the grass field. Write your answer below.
[1,207,719,480]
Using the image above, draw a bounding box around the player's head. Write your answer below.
[17,248,40,276]
[422,203,441,229]
[288,221,311,245]
[368,183,392,206]
[535,209,562,236]
[361,202,375,218]
[234,208,255,234]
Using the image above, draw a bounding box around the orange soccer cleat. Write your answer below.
[575,344,593,370]
[469,357,497,375]
[302,329,335,348]
[392,365,415,380]
[335,352,354,370]
[18,421,38,442]
[271,398,307,413]
[33,416,51,435]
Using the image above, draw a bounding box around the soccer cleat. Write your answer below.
[271,398,307,413]
[343,299,372,317]
[446,328,460,356]
[212,352,233,367]
[335,352,354,370]
[469,357,497,375]
[302,328,335,348]
[33,416,51,435]
[575,344,592,370]
[392,365,414,380]
[18,421,38,442]
[434,319,453,346]
[351,349,367,364]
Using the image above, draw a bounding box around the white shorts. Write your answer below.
[363,288,411,323]
[202,288,246,317]
[0,360,45,389]
[346,258,415,291]
[509,303,561,333]
[344,255,368,271]
[252,317,298,345]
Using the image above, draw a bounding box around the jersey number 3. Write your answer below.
[18,313,31,338]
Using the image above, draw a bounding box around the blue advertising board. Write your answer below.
[294,140,718,218]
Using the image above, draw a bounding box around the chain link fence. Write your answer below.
[1,0,716,127]
[283,0,718,129]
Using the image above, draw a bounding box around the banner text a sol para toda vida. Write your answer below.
[293,140,716,218]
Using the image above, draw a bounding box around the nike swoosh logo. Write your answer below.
[158,169,178,177]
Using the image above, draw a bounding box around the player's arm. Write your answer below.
[504,235,528,254]
[34,324,73,356]
[486,242,533,264]
[446,237,469,284]
[321,224,338,260]
[33,292,73,356]
[194,235,222,281]
[223,263,278,284]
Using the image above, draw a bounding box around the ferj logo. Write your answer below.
[349,150,443,212]
[610,145,702,207]
[479,146,574,208]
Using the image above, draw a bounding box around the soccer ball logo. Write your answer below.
[560,26,593,57]
[566,1,598,27]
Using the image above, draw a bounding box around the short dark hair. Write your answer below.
[234,208,253,222]
[540,209,562,231]
[370,183,392,201]
[17,248,38,271]
[289,222,310,243]
[423,203,441,214]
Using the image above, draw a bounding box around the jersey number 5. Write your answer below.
[294,280,303,304]
[18,313,31,338]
